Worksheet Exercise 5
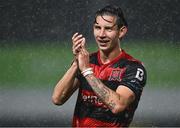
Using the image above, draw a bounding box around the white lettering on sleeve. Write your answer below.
[135,68,144,81]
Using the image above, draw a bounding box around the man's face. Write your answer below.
[93,15,120,52]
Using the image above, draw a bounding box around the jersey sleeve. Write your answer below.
[120,62,147,100]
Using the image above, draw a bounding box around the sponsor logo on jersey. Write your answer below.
[81,90,108,108]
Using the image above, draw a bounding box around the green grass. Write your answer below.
[0,41,179,88]
[0,43,73,88]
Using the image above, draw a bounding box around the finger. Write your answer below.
[81,38,87,52]
[74,43,82,53]
[73,38,84,49]
[81,45,89,55]
[72,32,79,40]
[73,34,83,43]
[81,38,86,48]
[80,46,86,55]
[73,38,84,54]
[80,38,86,55]
[83,48,88,56]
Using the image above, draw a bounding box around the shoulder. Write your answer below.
[118,50,147,85]
[117,50,146,71]
[117,51,147,100]
[124,59,146,74]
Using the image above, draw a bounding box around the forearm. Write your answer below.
[52,62,78,105]
[85,74,124,114]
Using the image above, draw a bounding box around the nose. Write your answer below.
[99,29,106,38]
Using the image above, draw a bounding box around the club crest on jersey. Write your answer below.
[109,68,126,82]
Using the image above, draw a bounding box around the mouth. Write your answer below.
[97,39,109,46]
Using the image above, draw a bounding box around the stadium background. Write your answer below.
[0,0,180,126]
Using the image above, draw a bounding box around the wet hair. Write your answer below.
[94,5,128,29]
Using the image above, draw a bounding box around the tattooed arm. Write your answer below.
[84,74,135,114]
[78,45,135,114]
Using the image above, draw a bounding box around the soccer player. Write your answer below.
[52,5,147,127]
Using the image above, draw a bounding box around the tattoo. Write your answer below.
[86,75,116,110]
[88,76,108,99]
[108,100,116,110]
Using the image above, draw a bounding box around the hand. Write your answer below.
[72,33,85,57]
[77,39,90,72]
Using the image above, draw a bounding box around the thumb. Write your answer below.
[81,37,86,48]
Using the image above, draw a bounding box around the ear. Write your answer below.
[119,26,128,39]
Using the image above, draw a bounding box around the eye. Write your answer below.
[105,27,112,32]
[94,25,101,30]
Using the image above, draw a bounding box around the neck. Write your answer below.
[100,47,122,64]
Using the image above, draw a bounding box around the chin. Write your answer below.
[98,43,108,49]
[99,47,110,52]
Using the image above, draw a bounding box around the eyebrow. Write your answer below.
[94,22,117,29]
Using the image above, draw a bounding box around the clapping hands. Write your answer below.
[72,32,90,72]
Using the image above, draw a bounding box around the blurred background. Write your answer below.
[0,0,180,127]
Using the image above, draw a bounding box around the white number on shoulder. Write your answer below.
[135,68,144,81]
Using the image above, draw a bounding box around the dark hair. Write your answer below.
[94,5,128,29]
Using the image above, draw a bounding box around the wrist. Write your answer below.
[71,58,78,66]
[81,68,93,77]
[70,61,78,73]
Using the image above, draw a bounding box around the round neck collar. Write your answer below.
[97,49,125,66]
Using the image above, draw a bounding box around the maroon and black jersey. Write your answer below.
[72,50,147,127]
